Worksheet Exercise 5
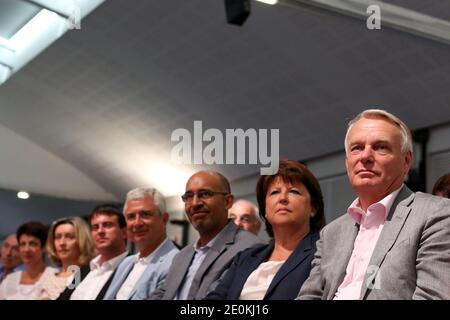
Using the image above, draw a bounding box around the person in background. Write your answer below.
[0,222,55,299]
[432,173,450,199]
[0,234,24,283]
[206,160,325,300]
[229,200,262,236]
[36,216,95,300]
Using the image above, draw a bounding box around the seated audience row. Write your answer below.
[1,109,449,300]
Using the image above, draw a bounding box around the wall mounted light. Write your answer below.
[17,191,30,199]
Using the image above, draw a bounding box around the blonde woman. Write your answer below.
[36,216,94,300]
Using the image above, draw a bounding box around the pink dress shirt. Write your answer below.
[334,185,403,300]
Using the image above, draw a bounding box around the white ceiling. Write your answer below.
[0,123,116,201]
[0,0,450,201]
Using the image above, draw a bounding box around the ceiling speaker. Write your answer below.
[224,0,251,26]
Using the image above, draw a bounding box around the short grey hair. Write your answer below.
[344,109,413,155]
[124,187,166,215]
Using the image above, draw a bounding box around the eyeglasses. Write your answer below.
[181,189,229,203]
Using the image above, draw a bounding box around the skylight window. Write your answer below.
[0,0,106,85]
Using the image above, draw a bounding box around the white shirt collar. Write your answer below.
[133,237,168,264]
[90,250,128,271]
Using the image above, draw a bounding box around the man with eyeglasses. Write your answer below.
[229,200,262,236]
[103,188,179,300]
[150,171,265,300]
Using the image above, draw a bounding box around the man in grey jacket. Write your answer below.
[151,171,265,300]
[297,109,450,300]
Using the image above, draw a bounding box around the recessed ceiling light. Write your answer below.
[17,191,30,199]
[256,0,278,5]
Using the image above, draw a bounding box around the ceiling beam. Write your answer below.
[0,43,15,53]
[0,61,13,70]
[281,0,450,46]
[20,0,70,18]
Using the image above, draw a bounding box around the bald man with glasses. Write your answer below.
[150,171,265,300]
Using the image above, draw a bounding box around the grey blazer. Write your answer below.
[297,186,450,300]
[150,221,266,300]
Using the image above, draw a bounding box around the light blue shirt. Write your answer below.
[176,236,219,300]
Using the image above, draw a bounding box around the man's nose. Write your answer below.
[5,247,13,256]
[134,214,144,225]
[360,146,374,162]
[191,198,207,212]
[191,193,203,205]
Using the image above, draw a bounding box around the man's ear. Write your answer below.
[162,212,169,225]
[404,151,413,174]
[225,194,234,210]
[121,228,128,242]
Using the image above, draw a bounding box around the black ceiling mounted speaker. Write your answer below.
[224,0,251,26]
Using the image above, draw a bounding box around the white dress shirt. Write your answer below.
[70,251,128,300]
[116,240,166,300]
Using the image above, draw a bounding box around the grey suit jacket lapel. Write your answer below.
[187,222,237,299]
[168,246,195,299]
[328,220,359,299]
[360,186,414,299]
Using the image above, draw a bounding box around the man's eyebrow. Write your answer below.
[373,139,390,144]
